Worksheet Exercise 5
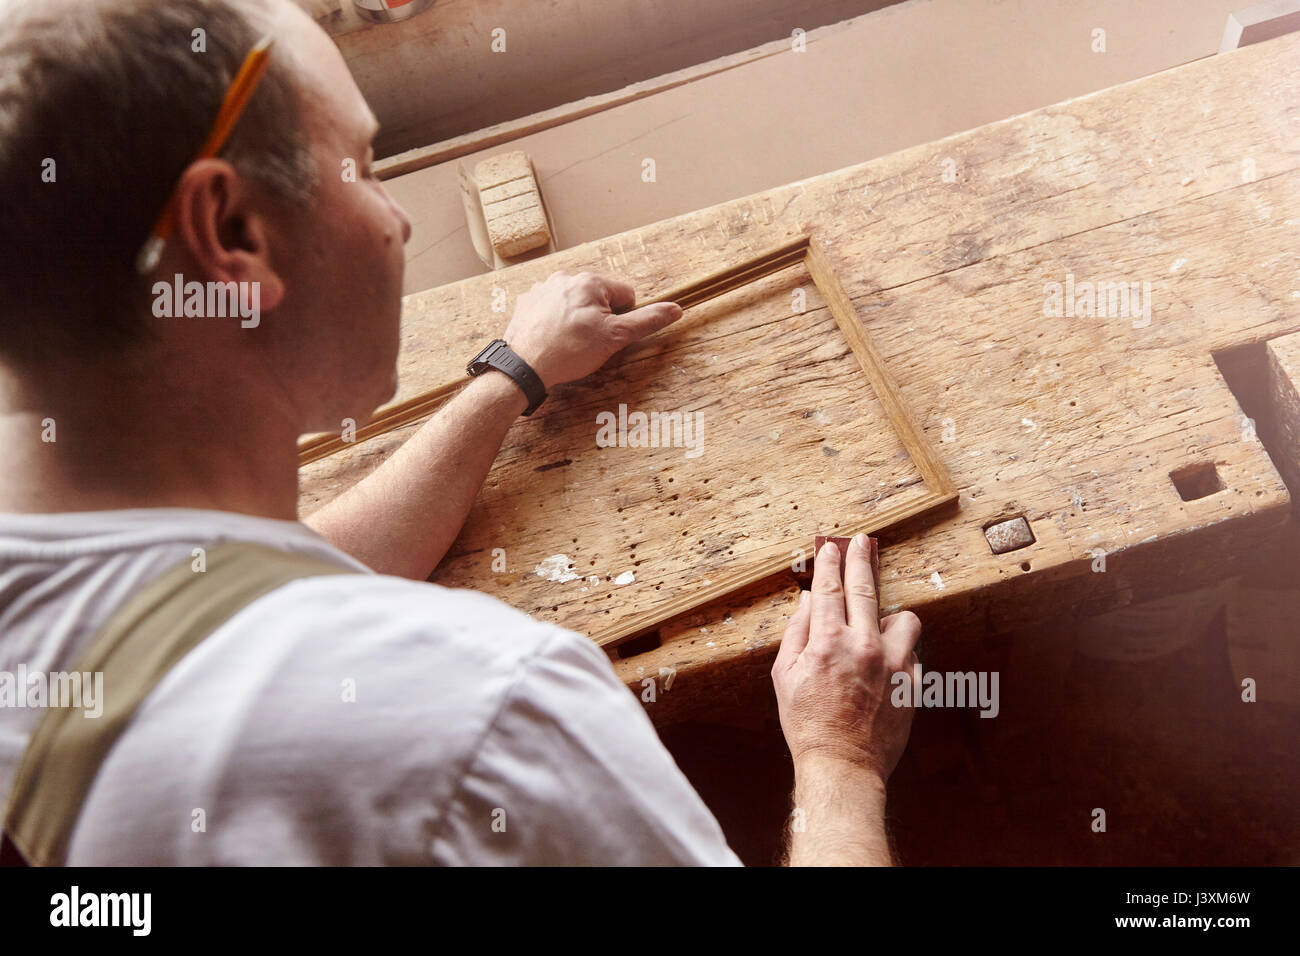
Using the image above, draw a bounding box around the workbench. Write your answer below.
[299,32,1300,725]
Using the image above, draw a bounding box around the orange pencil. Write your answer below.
[135,34,276,274]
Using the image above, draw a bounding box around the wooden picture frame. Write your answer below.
[298,235,958,649]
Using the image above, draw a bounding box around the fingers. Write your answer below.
[556,272,685,341]
[879,610,921,669]
[609,302,683,343]
[843,534,879,633]
[546,270,633,311]
[595,274,639,312]
[774,590,812,672]
[809,539,847,640]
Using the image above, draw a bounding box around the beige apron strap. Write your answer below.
[2,540,358,866]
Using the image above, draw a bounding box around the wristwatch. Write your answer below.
[466,339,548,416]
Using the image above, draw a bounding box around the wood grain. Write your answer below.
[1266,331,1300,499]
[297,236,813,467]
[299,33,1300,724]
[417,240,954,648]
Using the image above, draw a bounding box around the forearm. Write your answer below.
[784,755,893,866]
[306,371,528,579]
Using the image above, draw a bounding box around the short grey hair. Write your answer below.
[0,0,318,368]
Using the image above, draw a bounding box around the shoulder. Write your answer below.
[72,575,569,864]
[72,574,738,865]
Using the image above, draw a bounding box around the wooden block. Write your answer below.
[1266,331,1300,500]
[473,150,550,258]
[473,150,532,189]
[484,192,542,220]
[479,179,534,205]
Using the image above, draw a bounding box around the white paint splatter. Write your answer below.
[535,554,578,583]
[614,570,636,586]
[929,571,945,590]
[1169,258,1187,273]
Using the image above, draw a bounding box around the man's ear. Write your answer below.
[169,157,286,311]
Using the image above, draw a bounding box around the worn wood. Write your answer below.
[1266,331,1300,500]
[299,33,1300,724]
[297,236,813,467]
[300,232,954,647]
[432,239,955,647]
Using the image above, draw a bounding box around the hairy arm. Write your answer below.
[786,755,892,866]
[307,271,681,580]
[772,536,921,866]
[305,371,526,580]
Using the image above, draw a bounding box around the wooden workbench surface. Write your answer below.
[299,33,1300,724]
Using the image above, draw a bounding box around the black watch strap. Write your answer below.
[466,339,547,416]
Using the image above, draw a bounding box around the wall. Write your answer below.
[381,0,1252,295]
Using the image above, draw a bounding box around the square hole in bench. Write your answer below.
[1170,462,1223,501]
[615,630,662,658]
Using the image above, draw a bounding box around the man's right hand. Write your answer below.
[771,533,921,865]
[502,270,682,391]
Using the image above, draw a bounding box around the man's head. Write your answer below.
[0,0,411,431]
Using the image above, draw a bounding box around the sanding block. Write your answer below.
[812,534,880,588]
[459,150,558,270]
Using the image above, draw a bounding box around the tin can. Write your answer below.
[353,0,434,24]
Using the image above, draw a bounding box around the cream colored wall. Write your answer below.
[373,0,1254,296]
[328,0,905,158]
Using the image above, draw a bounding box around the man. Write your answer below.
[0,0,921,865]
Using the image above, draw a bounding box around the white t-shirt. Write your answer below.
[0,508,741,865]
